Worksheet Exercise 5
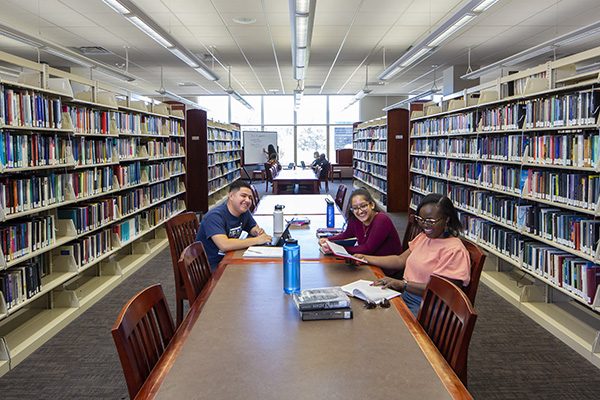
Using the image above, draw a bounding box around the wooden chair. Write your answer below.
[401,212,421,252]
[178,242,213,305]
[316,165,329,192]
[111,284,176,400]
[250,184,260,213]
[264,162,274,192]
[417,276,477,386]
[335,184,347,212]
[329,164,342,182]
[165,212,199,326]
[460,238,486,307]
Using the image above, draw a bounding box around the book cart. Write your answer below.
[0,50,186,376]
[408,46,600,367]
[352,108,410,212]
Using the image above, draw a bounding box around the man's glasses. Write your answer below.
[364,298,391,309]
[414,216,443,226]
[351,203,370,213]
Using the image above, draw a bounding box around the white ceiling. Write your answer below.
[0,0,599,102]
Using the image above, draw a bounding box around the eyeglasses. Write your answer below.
[415,216,443,226]
[351,203,371,213]
[364,298,391,309]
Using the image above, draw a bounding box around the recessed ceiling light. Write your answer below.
[233,16,257,25]
[178,82,199,87]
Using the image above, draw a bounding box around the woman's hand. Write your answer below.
[353,253,369,263]
[372,277,404,291]
[319,240,333,254]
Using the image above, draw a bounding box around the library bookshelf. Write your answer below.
[0,52,187,376]
[409,46,600,367]
[352,108,410,212]
[186,109,242,213]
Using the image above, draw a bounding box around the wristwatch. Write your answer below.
[402,280,408,292]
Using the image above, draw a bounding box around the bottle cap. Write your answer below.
[275,204,285,210]
[284,238,298,245]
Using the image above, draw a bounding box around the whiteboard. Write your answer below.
[243,131,278,165]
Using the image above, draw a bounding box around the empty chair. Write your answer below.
[250,184,261,213]
[417,275,477,386]
[264,162,274,191]
[460,238,486,307]
[111,284,176,399]
[401,212,421,252]
[335,184,347,212]
[165,212,199,326]
[178,242,213,304]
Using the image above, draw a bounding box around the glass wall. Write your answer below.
[197,94,359,165]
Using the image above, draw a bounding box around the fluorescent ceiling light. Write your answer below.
[95,65,137,82]
[502,46,556,66]
[226,89,254,110]
[126,15,173,48]
[290,0,315,81]
[554,26,600,46]
[0,27,42,47]
[296,48,306,67]
[382,89,440,112]
[295,0,310,14]
[401,47,435,68]
[169,48,199,68]
[194,67,219,81]
[427,14,475,47]
[472,0,499,12]
[156,89,205,110]
[101,0,130,14]
[294,89,303,109]
[43,47,94,68]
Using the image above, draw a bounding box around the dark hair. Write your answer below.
[268,144,276,156]
[229,180,251,193]
[415,193,463,237]
[313,151,319,157]
[319,153,326,160]
[269,153,277,161]
[345,188,379,220]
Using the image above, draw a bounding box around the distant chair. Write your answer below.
[460,238,486,307]
[316,165,329,192]
[264,162,274,192]
[165,212,199,326]
[111,284,175,400]
[417,276,477,386]
[335,184,347,212]
[330,164,342,182]
[178,242,213,305]
[401,212,421,252]
[250,184,260,213]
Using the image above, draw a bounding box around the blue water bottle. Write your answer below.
[283,239,301,294]
[326,199,335,228]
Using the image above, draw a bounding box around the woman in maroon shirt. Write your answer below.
[319,188,403,277]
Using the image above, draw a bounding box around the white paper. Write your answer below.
[341,279,401,304]
[243,246,283,258]
[326,241,366,263]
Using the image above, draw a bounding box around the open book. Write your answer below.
[243,246,283,258]
[340,279,401,304]
[325,241,366,263]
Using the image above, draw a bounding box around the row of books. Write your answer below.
[147,139,183,159]
[114,188,145,219]
[112,216,140,244]
[143,163,168,183]
[354,126,387,140]
[353,151,387,165]
[113,161,142,188]
[523,91,599,129]
[58,198,118,235]
[53,228,113,269]
[353,139,387,152]
[353,170,387,192]
[146,178,180,203]
[207,141,241,153]
[478,103,524,131]
[0,173,65,215]
[460,213,600,304]
[208,127,241,141]
[71,136,113,166]
[207,151,242,167]
[62,105,114,135]
[0,131,71,169]
[1,215,56,263]
[142,199,179,228]
[208,161,242,181]
[208,172,241,195]
[0,256,43,309]
[1,87,62,129]
[354,161,386,179]
[412,113,475,136]
[115,137,142,160]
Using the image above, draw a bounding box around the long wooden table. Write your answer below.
[137,261,471,399]
[254,194,343,216]
[273,169,319,194]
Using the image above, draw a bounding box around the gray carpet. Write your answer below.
[1,178,600,399]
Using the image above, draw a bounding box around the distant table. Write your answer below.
[273,169,319,194]
[138,262,471,399]
[254,194,343,216]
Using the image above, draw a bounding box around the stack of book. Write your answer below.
[291,287,353,321]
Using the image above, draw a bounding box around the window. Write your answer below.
[196,95,228,123]
[297,126,327,165]
[296,95,327,124]
[328,125,354,161]
[264,96,293,125]
[329,96,358,124]
[231,96,261,125]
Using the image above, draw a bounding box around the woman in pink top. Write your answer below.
[356,194,470,317]
[318,188,403,277]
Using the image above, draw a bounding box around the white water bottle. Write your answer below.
[274,204,285,233]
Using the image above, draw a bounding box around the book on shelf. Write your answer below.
[299,307,353,321]
[341,279,401,304]
[292,287,351,311]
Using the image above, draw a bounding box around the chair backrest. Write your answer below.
[178,242,213,304]
[335,184,347,211]
[111,284,176,399]
[460,238,486,307]
[264,163,274,181]
[401,212,421,252]
[417,276,477,386]
[250,184,260,213]
[164,212,199,325]
[316,165,322,179]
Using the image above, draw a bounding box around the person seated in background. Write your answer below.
[310,151,320,170]
[354,193,470,318]
[266,152,282,171]
[319,188,403,278]
[317,153,329,179]
[195,180,272,271]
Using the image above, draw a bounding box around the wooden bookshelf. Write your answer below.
[0,52,186,376]
[352,108,409,212]
[186,109,242,213]
[408,47,600,368]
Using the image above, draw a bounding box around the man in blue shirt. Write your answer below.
[196,180,271,270]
